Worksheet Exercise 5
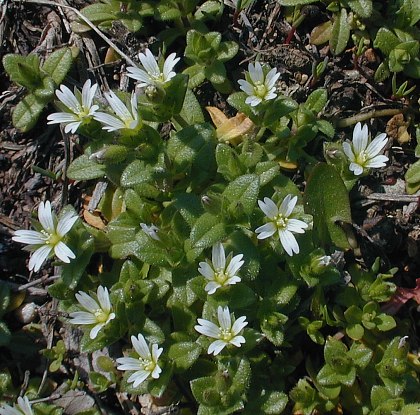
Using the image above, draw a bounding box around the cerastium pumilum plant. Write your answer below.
[4,1,420,413]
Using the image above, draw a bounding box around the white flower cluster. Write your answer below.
[47,49,180,134]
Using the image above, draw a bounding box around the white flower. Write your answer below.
[0,396,33,415]
[94,90,140,132]
[12,201,78,272]
[255,195,308,256]
[195,306,248,355]
[198,242,243,295]
[126,48,180,87]
[140,223,160,241]
[238,62,280,107]
[69,286,116,339]
[116,333,163,387]
[342,122,388,176]
[47,80,99,133]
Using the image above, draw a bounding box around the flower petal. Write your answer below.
[97,286,111,313]
[287,219,308,233]
[12,230,46,245]
[29,245,52,271]
[204,281,221,294]
[116,357,142,371]
[279,229,299,256]
[195,319,220,338]
[90,323,105,339]
[279,194,296,217]
[128,370,150,387]
[139,49,160,78]
[132,334,151,359]
[208,339,227,355]
[255,222,276,239]
[231,316,248,335]
[75,291,99,313]
[54,241,75,263]
[258,197,278,218]
[198,261,214,279]
[38,201,55,232]
[212,242,226,270]
[56,211,78,236]
[217,306,231,330]
[229,335,246,347]
[69,311,97,325]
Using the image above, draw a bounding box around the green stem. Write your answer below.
[335,108,403,128]
[172,114,190,130]
[255,126,267,141]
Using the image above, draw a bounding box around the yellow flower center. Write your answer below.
[139,357,155,372]
[94,309,108,323]
[275,214,288,230]
[355,151,368,166]
[219,328,234,342]
[254,82,268,98]
[43,230,61,246]
[214,269,228,285]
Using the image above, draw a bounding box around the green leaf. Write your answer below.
[155,0,182,20]
[222,174,259,216]
[348,342,373,369]
[191,376,219,406]
[168,342,201,372]
[316,119,335,138]
[174,193,203,228]
[42,47,73,85]
[62,235,95,290]
[406,159,420,194]
[376,314,397,331]
[330,8,350,55]
[217,41,239,62]
[67,154,106,181]
[305,88,328,113]
[276,0,318,5]
[3,53,42,90]
[135,231,172,266]
[180,89,204,125]
[262,97,298,127]
[346,0,372,18]
[310,21,333,45]
[0,321,11,346]
[259,391,288,414]
[230,357,251,395]
[346,323,364,340]
[12,93,46,132]
[190,213,226,250]
[183,64,206,89]
[204,61,226,85]
[0,283,11,316]
[304,163,353,249]
[195,0,223,20]
[167,123,217,185]
[374,28,400,55]
[215,144,244,181]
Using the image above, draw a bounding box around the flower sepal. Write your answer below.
[138,73,189,123]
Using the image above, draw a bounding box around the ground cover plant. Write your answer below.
[0,0,420,414]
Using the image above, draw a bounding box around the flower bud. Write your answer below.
[89,145,129,164]
[145,85,165,103]
[14,302,38,324]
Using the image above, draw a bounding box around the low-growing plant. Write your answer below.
[3,0,420,414]
[2,48,74,132]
